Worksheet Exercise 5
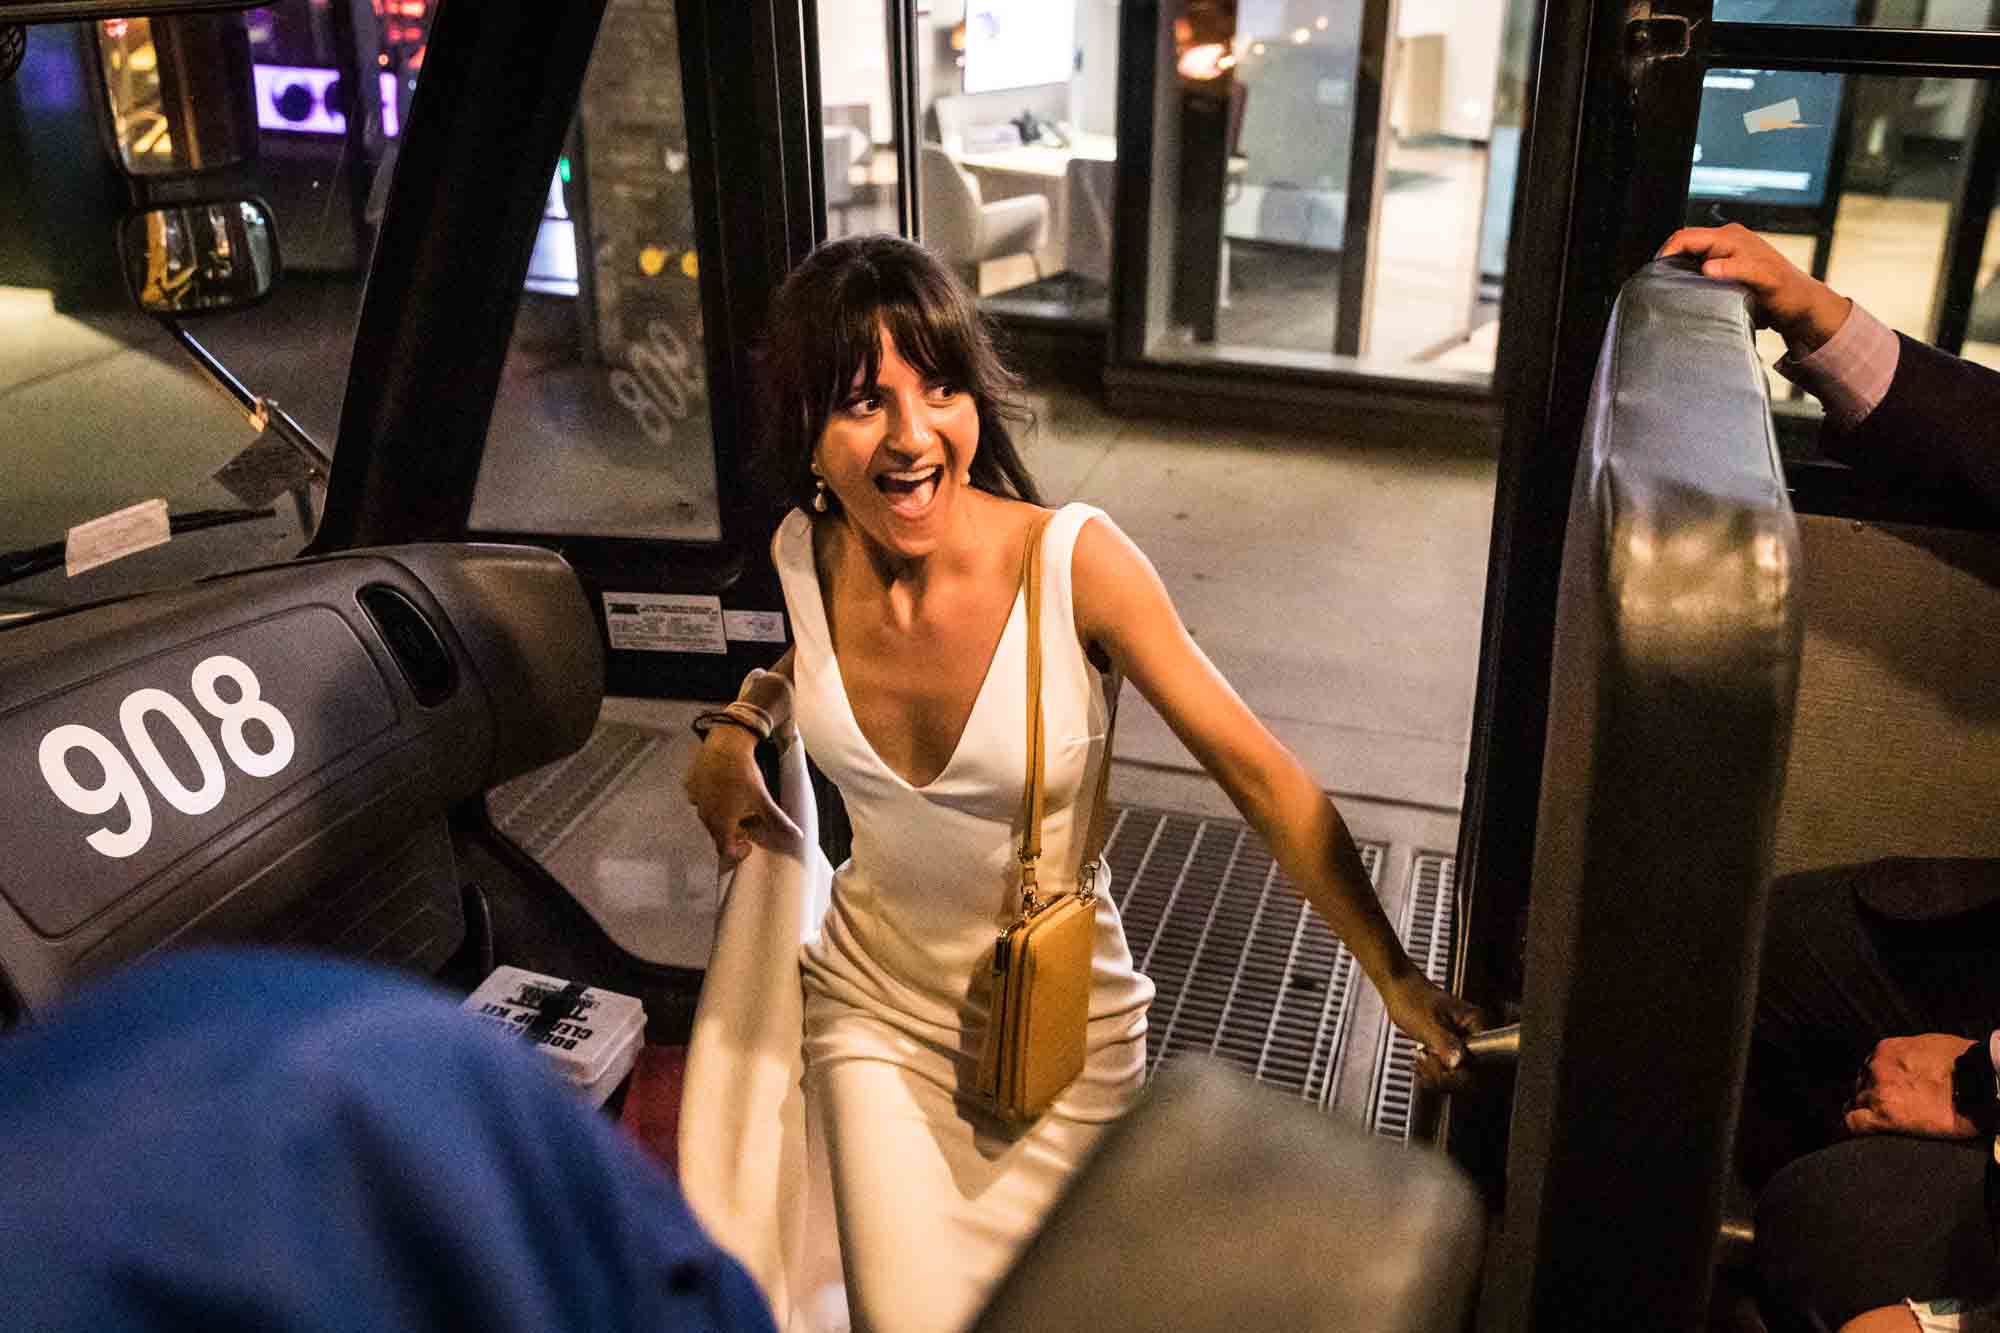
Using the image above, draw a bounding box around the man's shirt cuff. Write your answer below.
[1775,300,1900,429]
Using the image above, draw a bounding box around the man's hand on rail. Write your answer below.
[1658,222,1853,358]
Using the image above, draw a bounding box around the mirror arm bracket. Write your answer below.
[162,318,330,480]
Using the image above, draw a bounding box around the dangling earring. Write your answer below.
[812,474,828,513]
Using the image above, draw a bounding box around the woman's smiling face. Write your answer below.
[814,321,981,558]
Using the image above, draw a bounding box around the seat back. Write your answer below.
[1481,259,1803,1332]
[972,1055,1483,1333]
[1772,516,2000,876]
[919,143,982,266]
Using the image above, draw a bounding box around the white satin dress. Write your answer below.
[774,501,1156,1333]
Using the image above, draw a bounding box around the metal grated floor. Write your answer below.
[489,721,659,858]
[1367,852,1459,1140]
[1103,804,1387,1109]
[487,728,1463,1132]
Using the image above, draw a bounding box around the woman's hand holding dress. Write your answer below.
[684,726,802,864]
[684,652,804,864]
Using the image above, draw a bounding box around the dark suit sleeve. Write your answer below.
[1819,332,2000,518]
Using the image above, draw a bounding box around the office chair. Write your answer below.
[822,124,869,237]
[1064,156,1114,289]
[918,143,1050,294]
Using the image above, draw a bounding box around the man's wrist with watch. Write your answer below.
[1951,1031,2000,1134]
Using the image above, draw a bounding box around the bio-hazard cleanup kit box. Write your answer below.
[462,965,646,1107]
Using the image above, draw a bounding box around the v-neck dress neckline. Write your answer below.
[798,530,1024,795]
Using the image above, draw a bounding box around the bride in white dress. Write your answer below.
[683,235,1480,1333]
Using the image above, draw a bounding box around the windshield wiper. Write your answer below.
[0,506,277,589]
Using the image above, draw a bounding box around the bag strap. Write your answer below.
[1014,508,1117,919]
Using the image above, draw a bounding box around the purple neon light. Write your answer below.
[252,63,403,137]
[379,72,400,138]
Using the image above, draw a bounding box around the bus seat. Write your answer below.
[1772,516,2000,876]
[0,544,602,1021]
[971,1054,1483,1333]
[1481,259,1803,1332]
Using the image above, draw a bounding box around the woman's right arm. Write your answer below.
[1070,518,1483,1079]
[682,649,803,862]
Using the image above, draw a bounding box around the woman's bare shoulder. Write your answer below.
[1071,508,1153,582]
[1071,510,1172,649]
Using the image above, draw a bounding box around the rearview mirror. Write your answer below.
[92,13,257,177]
[119,198,278,316]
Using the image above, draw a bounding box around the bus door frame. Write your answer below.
[309,0,824,701]
[1457,1,2000,1320]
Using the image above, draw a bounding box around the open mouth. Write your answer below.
[874,464,943,515]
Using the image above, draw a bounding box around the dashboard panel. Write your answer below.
[0,543,602,1017]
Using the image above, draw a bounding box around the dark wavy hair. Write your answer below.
[753,235,1041,519]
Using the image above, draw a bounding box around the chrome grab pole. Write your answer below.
[1463,1023,1521,1065]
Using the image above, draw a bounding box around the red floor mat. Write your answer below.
[618,1043,685,1179]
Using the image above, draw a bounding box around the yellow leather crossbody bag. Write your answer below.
[975,510,1118,1122]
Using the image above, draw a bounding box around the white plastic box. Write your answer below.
[462,965,646,1107]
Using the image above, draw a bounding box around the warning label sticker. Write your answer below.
[603,592,727,654]
[723,609,786,643]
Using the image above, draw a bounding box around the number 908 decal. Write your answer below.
[37,655,295,860]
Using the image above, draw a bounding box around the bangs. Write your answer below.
[809,262,976,415]
[760,234,1038,512]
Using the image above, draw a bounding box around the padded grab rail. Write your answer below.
[1481,259,1803,1332]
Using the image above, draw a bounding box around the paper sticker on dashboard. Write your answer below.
[66,498,170,577]
[603,592,726,654]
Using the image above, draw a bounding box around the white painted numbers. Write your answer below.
[37,723,152,859]
[191,655,295,778]
[37,655,296,859]
[610,317,703,447]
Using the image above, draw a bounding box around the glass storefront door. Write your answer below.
[1131,0,1522,381]
[916,1,1124,325]
[815,0,912,242]
[470,2,720,545]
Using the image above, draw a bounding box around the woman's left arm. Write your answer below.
[1073,516,1484,1080]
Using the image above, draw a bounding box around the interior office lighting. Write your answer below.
[1292,27,1310,43]
[1316,15,1329,29]
[1177,42,1230,80]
